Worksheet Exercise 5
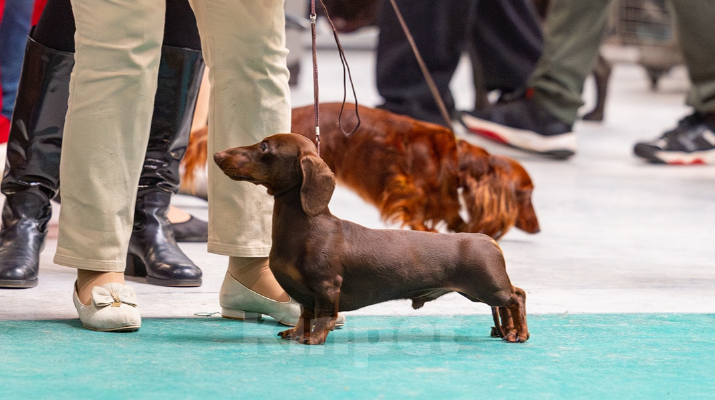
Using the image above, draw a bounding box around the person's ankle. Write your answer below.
[227,257,290,302]
[167,205,191,224]
[76,270,126,305]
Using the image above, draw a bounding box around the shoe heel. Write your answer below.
[124,254,147,278]
[222,307,263,321]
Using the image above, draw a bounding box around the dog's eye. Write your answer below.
[260,141,268,152]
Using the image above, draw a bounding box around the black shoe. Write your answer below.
[460,95,576,159]
[171,215,208,242]
[634,112,715,165]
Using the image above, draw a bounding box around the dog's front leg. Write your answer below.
[278,308,314,341]
[498,306,515,336]
[301,277,342,345]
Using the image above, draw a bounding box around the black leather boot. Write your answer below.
[0,37,73,288]
[124,45,205,287]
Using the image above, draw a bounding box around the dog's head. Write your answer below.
[457,140,540,239]
[214,133,336,216]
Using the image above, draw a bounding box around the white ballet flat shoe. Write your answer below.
[73,282,141,332]
[219,272,347,328]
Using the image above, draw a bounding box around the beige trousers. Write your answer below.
[54,0,290,272]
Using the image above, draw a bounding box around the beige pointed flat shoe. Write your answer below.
[73,282,141,332]
[219,271,301,326]
[219,272,346,328]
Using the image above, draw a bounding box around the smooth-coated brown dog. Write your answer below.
[214,133,529,345]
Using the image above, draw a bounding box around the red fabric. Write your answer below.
[31,0,46,26]
[0,0,5,143]
[0,116,9,144]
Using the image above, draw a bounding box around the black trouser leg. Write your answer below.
[375,0,470,126]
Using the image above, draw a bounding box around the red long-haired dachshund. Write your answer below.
[291,103,540,239]
[182,103,540,239]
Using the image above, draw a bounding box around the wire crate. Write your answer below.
[611,0,682,88]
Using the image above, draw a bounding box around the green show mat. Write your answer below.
[1,314,713,399]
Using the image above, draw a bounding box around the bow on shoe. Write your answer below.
[91,284,138,308]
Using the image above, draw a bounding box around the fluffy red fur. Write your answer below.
[291,103,540,239]
[180,126,208,197]
[181,103,540,239]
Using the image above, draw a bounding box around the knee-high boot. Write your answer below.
[0,37,72,288]
[124,45,204,287]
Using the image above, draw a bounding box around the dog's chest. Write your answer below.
[268,257,312,302]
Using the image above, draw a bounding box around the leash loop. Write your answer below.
[309,0,361,157]
[318,0,360,138]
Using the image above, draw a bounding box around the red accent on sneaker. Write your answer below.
[668,159,706,165]
[468,127,508,144]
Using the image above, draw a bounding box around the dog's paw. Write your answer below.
[278,328,298,340]
[299,334,326,345]
[503,330,529,343]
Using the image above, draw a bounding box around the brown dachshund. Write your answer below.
[291,103,540,239]
[214,134,529,345]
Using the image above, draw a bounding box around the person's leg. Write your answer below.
[0,0,35,131]
[633,0,715,164]
[53,0,164,330]
[470,0,542,95]
[0,5,74,288]
[36,0,206,245]
[188,0,300,325]
[375,0,470,126]
[528,0,611,124]
[0,0,204,290]
[462,0,612,159]
[125,0,204,285]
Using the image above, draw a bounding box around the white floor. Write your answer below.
[1,35,714,321]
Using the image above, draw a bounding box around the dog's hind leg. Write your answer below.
[278,308,314,341]
[503,286,529,343]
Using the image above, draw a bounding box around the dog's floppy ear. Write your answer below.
[300,154,336,216]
